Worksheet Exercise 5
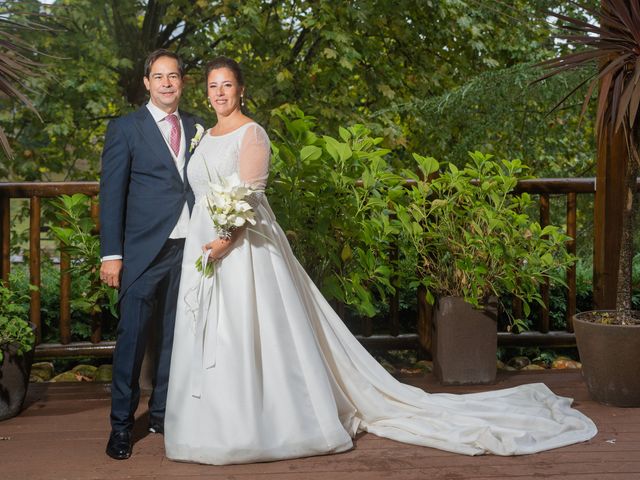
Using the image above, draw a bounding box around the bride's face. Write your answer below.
[207,68,244,117]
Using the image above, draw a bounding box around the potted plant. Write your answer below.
[0,281,36,421]
[395,151,574,384]
[537,1,640,406]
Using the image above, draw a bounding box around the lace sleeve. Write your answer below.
[238,123,271,208]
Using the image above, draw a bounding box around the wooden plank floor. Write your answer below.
[1,370,639,480]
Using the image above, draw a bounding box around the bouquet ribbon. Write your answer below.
[189,249,220,398]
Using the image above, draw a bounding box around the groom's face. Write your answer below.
[143,56,183,113]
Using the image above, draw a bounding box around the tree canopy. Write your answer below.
[0,0,598,180]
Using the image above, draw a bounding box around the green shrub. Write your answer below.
[0,281,35,363]
[50,193,118,319]
[394,151,576,332]
[269,106,406,318]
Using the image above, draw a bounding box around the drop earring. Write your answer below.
[241,94,245,107]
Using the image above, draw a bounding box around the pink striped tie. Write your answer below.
[166,113,180,156]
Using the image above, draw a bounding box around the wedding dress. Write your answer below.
[164,122,597,465]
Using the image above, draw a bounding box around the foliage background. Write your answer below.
[1,0,598,181]
[0,0,612,335]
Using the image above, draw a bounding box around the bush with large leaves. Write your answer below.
[269,107,406,318]
[394,151,575,332]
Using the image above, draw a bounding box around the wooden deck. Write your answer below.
[1,370,639,480]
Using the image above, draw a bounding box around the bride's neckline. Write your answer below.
[208,121,256,138]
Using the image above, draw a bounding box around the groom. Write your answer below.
[99,49,202,460]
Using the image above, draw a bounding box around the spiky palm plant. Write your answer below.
[537,0,640,323]
[0,10,44,158]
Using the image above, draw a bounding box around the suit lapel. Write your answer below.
[183,114,196,163]
[133,107,182,181]
[182,113,199,181]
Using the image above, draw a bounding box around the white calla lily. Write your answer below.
[203,174,262,241]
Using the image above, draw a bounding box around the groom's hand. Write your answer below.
[100,259,123,289]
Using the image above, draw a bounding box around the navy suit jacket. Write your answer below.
[99,106,202,298]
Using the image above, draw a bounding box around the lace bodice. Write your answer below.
[187,122,271,201]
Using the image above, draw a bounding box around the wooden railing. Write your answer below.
[0,179,627,358]
[0,182,108,358]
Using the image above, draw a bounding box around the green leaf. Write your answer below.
[323,136,341,162]
[338,126,350,142]
[412,153,439,177]
[299,145,323,162]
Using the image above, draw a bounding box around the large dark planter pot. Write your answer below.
[574,311,640,407]
[432,296,498,385]
[0,345,35,421]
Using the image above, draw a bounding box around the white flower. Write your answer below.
[229,215,246,227]
[212,213,229,226]
[196,174,266,276]
[233,200,252,213]
[189,123,205,153]
[204,174,262,238]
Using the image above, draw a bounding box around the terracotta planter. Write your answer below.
[574,311,640,407]
[0,346,34,421]
[432,296,497,385]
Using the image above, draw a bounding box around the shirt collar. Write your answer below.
[146,101,181,123]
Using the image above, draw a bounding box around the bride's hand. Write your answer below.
[202,237,234,261]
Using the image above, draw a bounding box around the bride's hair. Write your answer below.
[204,56,245,89]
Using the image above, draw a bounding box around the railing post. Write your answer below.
[91,312,102,344]
[59,241,72,345]
[29,196,42,343]
[90,195,102,344]
[0,193,9,283]
[389,221,400,337]
[539,194,550,333]
[90,195,100,232]
[566,193,577,331]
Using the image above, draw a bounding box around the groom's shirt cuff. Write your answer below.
[102,255,123,262]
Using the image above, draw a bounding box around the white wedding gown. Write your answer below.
[164,122,597,465]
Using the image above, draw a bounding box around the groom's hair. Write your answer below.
[144,49,185,78]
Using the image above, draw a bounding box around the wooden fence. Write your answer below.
[0,179,618,358]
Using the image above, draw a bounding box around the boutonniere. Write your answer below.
[189,124,205,152]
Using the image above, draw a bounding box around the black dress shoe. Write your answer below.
[106,430,132,460]
[148,418,164,435]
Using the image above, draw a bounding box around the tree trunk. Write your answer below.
[593,117,628,310]
[615,142,639,319]
[109,0,166,107]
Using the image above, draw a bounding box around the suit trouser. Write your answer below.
[110,238,184,432]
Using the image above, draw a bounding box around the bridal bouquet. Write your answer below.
[195,172,261,277]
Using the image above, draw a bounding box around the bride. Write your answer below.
[164,56,597,465]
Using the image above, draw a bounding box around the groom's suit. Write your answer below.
[100,105,200,432]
